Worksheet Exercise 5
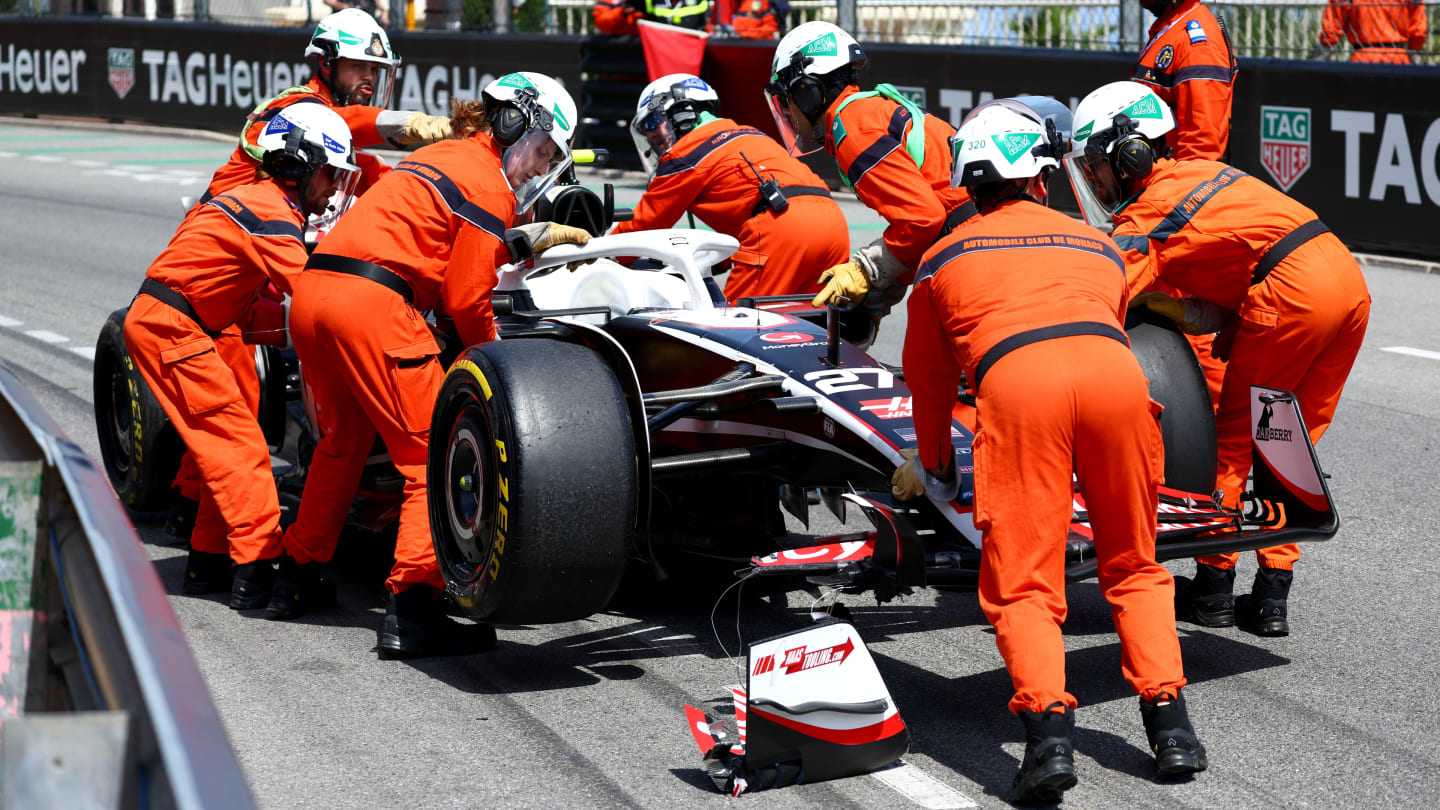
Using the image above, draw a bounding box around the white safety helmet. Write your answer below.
[1065,81,1176,227]
[630,73,720,175]
[305,9,400,107]
[952,96,1072,189]
[483,72,580,214]
[255,104,361,217]
[765,21,867,156]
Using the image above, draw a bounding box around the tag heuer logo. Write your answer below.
[802,33,838,57]
[993,132,1041,163]
[892,85,926,107]
[108,48,135,100]
[1260,106,1311,192]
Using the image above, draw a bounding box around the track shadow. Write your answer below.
[870,631,1290,803]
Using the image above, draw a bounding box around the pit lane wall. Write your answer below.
[0,359,254,809]
[1,20,1437,257]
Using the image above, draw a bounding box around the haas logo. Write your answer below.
[1255,403,1293,442]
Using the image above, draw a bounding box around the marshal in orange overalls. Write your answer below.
[612,117,849,302]
[169,76,398,517]
[822,86,973,281]
[1132,0,1237,163]
[1114,158,1371,572]
[124,182,308,565]
[906,200,1186,715]
[284,133,517,594]
[1320,0,1427,63]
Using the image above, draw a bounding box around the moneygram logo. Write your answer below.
[1260,106,1311,192]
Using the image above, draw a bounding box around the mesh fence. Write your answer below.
[10,0,1440,64]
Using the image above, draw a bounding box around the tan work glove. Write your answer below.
[891,449,925,501]
[402,112,452,144]
[375,110,453,146]
[507,223,593,269]
[1130,292,1232,336]
[811,261,869,308]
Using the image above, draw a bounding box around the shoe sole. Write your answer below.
[1180,605,1234,628]
[182,579,229,595]
[229,591,272,611]
[1157,748,1209,777]
[1240,619,1289,637]
[264,585,337,621]
[1011,760,1078,804]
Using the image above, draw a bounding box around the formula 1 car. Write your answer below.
[425,221,1340,625]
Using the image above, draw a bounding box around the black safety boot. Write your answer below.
[264,555,336,621]
[1140,690,1208,778]
[1174,563,1236,627]
[1010,702,1078,804]
[181,550,232,595]
[229,558,279,610]
[377,585,496,660]
[166,495,200,541]
[1235,567,1292,637]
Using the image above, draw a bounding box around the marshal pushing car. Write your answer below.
[425,222,1339,625]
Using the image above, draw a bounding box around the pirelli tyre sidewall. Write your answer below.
[93,307,184,512]
[428,339,637,624]
[1125,312,1219,494]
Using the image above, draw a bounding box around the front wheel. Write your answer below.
[1126,314,1218,494]
[427,339,637,624]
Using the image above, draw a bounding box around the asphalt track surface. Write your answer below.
[3,119,1440,809]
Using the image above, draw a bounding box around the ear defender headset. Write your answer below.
[491,86,552,149]
[263,124,327,184]
[1107,113,1156,182]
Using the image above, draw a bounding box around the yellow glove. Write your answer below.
[811,260,869,308]
[531,223,592,253]
[401,112,452,145]
[1131,291,1186,322]
[891,449,925,501]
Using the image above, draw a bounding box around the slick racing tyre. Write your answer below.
[93,308,184,512]
[428,339,636,624]
[254,346,290,450]
[1126,313,1218,494]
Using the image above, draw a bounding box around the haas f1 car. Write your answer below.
[426,223,1339,625]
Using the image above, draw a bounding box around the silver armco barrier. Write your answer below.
[0,359,254,810]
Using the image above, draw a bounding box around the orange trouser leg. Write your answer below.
[1200,243,1370,571]
[1072,342,1187,702]
[180,331,265,551]
[286,271,445,592]
[972,338,1081,715]
[123,299,283,564]
[977,337,1185,714]
[1185,332,1226,413]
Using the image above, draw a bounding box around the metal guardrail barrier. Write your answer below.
[0,359,254,809]
[8,0,1440,63]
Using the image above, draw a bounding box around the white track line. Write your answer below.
[0,315,21,327]
[71,347,97,360]
[872,761,977,809]
[24,329,69,344]
[24,154,63,162]
[1381,346,1440,361]
[70,159,108,167]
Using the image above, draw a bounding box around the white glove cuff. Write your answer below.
[911,456,961,502]
[853,239,910,291]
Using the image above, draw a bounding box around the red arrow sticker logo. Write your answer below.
[778,637,855,674]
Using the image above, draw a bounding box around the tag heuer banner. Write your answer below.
[4,19,1440,258]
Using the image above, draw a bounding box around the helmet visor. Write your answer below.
[631,109,677,176]
[370,61,398,109]
[765,86,823,157]
[1062,147,1126,228]
[505,127,573,214]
